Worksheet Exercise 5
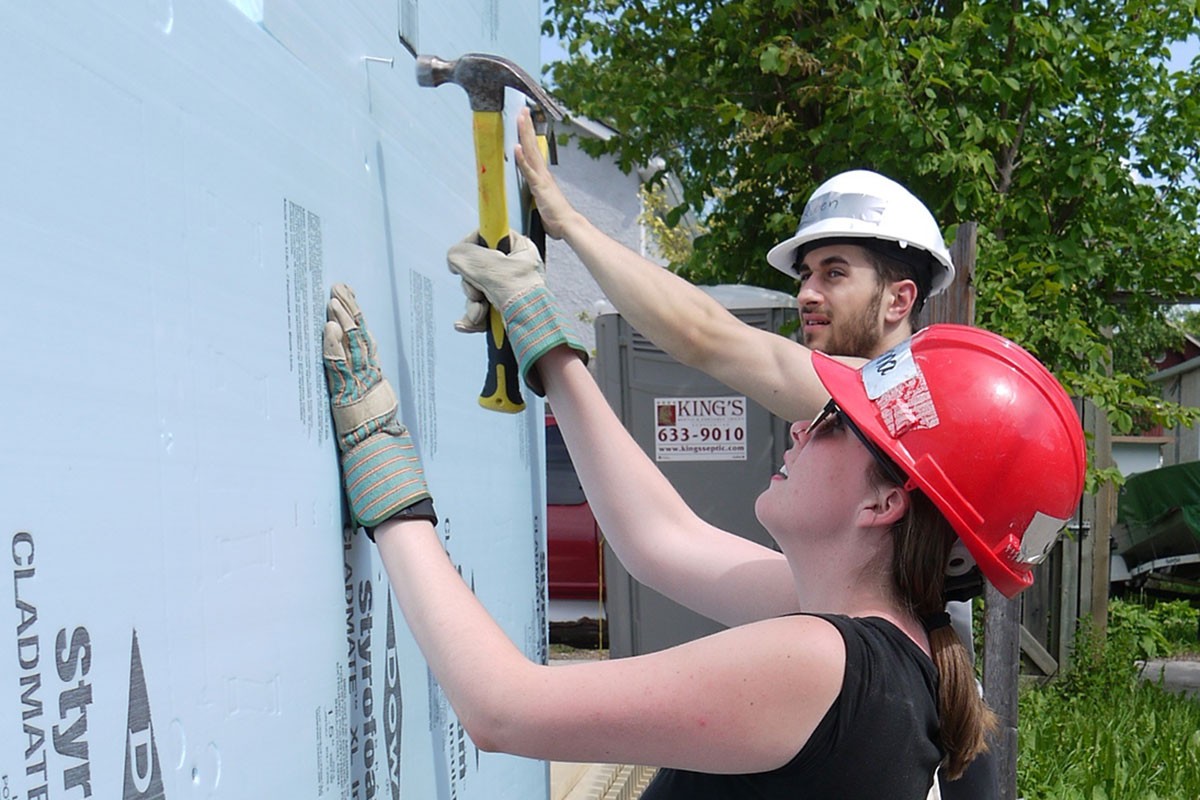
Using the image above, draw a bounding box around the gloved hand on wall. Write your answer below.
[447,231,588,396]
[323,283,437,536]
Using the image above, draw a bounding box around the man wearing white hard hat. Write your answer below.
[765,169,956,352]
[497,108,997,798]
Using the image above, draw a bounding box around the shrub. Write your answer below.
[1017,600,1200,798]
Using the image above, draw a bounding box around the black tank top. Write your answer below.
[639,614,942,799]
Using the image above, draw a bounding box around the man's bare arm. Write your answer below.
[515,109,838,421]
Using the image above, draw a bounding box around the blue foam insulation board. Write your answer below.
[0,2,549,798]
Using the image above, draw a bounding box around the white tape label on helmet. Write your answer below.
[861,340,940,436]
[800,191,887,227]
[862,339,917,399]
[1019,511,1068,565]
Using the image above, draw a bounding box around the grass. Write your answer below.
[1017,598,1200,799]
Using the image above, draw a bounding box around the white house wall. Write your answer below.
[1154,368,1200,466]
[1,3,548,799]
[545,129,652,357]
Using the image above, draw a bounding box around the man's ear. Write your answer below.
[857,485,910,529]
[884,280,918,324]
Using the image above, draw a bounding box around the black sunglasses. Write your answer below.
[810,399,909,488]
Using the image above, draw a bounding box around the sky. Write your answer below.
[1167,34,1200,71]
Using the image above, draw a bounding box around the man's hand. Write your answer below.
[323,284,436,532]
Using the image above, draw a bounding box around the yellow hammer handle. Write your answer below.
[473,110,524,413]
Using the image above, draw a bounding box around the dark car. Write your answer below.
[546,413,606,637]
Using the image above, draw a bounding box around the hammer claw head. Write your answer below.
[529,103,561,165]
[414,52,564,119]
[414,54,455,88]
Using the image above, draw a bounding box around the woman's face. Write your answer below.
[753,408,879,542]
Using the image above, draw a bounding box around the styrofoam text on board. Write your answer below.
[11,531,94,799]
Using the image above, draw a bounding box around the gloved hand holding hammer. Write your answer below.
[447,230,588,396]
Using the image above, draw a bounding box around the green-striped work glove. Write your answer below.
[323,283,437,535]
[447,230,587,396]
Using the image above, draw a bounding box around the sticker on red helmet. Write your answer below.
[876,377,940,437]
[1018,511,1068,565]
[862,340,940,437]
[862,340,916,399]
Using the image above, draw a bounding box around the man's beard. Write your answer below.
[804,285,886,357]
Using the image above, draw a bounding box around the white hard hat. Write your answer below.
[766,170,955,298]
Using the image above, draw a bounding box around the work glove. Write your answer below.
[447,231,587,395]
[323,283,437,536]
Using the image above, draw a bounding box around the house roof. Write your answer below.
[1151,331,1200,381]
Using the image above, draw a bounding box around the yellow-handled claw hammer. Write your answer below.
[416,53,564,413]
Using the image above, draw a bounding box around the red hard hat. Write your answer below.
[812,324,1087,598]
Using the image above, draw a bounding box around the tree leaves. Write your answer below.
[545,0,1200,445]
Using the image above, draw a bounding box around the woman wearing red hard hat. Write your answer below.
[322,252,1086,798]
[809,324,1086,600]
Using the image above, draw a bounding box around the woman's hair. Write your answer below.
[869,461,998,781]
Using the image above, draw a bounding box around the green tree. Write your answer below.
[638,180,707,264]
[1173,305,1200,338]
[544,0,1200,445]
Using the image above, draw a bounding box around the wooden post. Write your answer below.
[1056,529,1081,674]
[931,223,1023,799]
[1090,402,1114,636]
[983,585,1021,800]
[926,223,977,327]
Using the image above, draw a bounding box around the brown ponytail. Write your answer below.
[872,464,998,780]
